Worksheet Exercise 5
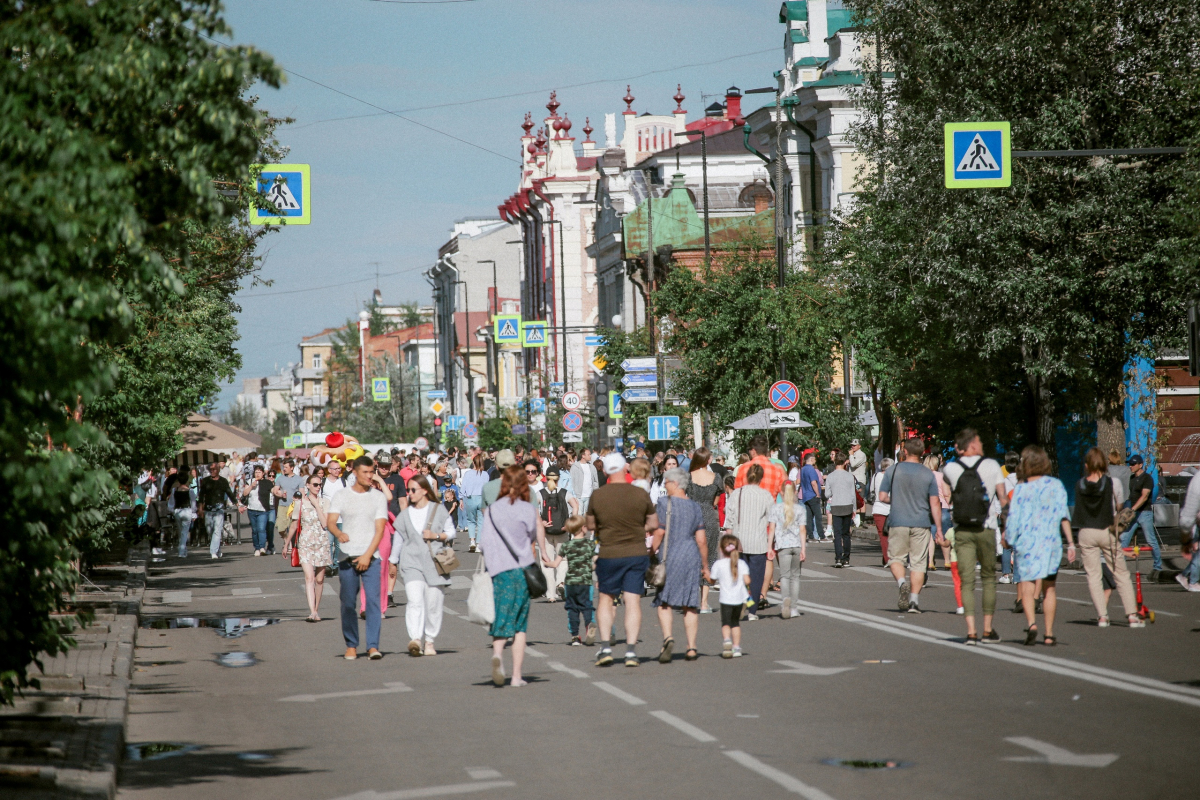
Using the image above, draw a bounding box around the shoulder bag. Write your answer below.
[486,506,547,598]
[647,497,672,589]
[427,506,461,576]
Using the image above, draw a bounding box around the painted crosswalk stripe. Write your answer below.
[592,681,646,706]
[280,682,412,703]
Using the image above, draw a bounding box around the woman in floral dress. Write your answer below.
[1004,446,1077,646]
[291,474,333,622]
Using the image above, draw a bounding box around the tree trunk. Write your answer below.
[877,384,895,460]
[1096,399,1125,462]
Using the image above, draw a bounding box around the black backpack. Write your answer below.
[951,460,989,527]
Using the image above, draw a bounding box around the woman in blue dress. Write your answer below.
[650,468,709,663]
[1004,446,1077,646]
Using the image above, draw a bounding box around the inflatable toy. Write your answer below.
[309,431,365,468]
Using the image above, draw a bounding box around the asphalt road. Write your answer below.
[121,535,1199,800]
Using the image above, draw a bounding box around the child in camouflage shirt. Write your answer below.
[550,515,597,645]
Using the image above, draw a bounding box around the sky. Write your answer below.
[218,0,786,412]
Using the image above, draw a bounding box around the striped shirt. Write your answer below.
[725,485,775,555]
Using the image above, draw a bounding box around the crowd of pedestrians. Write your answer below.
[130,425,1199,683]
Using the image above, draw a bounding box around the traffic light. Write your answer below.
[595,377,609,422]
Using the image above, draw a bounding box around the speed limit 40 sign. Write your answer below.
[561,391,582,411]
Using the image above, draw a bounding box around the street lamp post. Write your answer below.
[677,128,712,272]
[451,279,474,422]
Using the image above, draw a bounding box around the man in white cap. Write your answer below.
[848,439,868,488]
[586,452,659,668]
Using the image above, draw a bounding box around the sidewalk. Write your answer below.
[0,544,146,799]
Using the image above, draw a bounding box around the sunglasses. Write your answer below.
[524,469,538,475]
[406,487,422,494]
[308,481,321,486]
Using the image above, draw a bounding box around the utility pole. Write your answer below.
[643,169,662,415]
[773,94,789,468]
[452,280,474,421]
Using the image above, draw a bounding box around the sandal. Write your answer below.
[658,638,674,664]
[1043,635,1057,646]
[1023,625,1038,646]
[685,648,699,661]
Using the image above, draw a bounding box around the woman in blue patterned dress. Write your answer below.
[1004,446,1077,646]
[649,468,709,663]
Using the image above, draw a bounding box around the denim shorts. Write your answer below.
[595,555,650,596]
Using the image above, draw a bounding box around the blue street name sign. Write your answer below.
[622,388,659,403]
[511,424,528,435]
[648,415,680,442]
[621,372,657,387]
[426,390,447,399]
[621,357,657,372]
[585,335,606,347]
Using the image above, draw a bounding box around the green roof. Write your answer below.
[794,57,827,68]
[779,1,807,23]
[804,70,864,88]
[622,173,773,258]
[789,29,809,44]
[826,8,855,33]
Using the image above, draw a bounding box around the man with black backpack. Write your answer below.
[539,465,579,601]
[942,428,1009,645]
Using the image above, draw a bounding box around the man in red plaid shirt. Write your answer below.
[734,436,787,499]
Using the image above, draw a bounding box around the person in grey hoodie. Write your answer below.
[824,452,859,567]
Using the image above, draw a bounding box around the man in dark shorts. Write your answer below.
[587,452,659,667]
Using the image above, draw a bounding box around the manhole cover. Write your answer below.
[216,651,257,668]
[822,758,910,770]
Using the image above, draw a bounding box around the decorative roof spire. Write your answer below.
[673,84,685,112]
[623,84,635,114]
[521,112,534,136]
[546,90,560,118]
[534,128,548,151]
[559,113,572,137]
[582,117,594,142]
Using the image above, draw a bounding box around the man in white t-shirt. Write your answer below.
[941,428,1008,645]
[327,455,389,661]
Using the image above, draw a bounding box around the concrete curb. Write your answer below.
[0,544,146,799]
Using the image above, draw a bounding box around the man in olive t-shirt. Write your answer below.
[586,453,659,668]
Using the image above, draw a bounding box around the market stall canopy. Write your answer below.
[727,408,812,430]
[175,413,261,466]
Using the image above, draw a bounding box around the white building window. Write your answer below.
[312,353,322,369]
[312,380,322,397]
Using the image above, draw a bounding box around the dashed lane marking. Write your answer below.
[592,681,646,706]
[724,750,838,799]
[279,682,412,703]
[649,710,717,742]
[547,661,588,678]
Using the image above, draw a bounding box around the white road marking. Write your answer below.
[231,587,262,596]
[592,681,646,706]
[280,682,412,703]
[547,661,588,678]
[195,593,286,601]
[794,599,1200,708]
[160,591,192,604]
[524,646,547,658]
[328,780,515,800]
[724,751,838,799]
[464,768,502,780]
[649,710,717,742]
[844,565,894,577]
[442,608,462,617]
[797,569,835,579]
[769,661,855,676]
[1002,737,1119,767]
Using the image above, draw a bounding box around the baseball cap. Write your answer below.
[495,449,516,468]
[377,453,392,466]
[602,452,627,475]
[1127,454,1144,466]
[851,439,860,446]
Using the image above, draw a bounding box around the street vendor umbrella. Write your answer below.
[726,408,812,430]
[175,413,262,465]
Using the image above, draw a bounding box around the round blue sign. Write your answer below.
[769,380,799,411]
[562,411,583,432]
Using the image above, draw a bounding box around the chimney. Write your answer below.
[724,86,742,123]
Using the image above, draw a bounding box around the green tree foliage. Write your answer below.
[831,0,1200,457]
[653,237,864,454]
[0,1,278,702]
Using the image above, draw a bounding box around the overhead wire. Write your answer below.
[195,31,519,164]
[240,263,430,299]
[287,46,779,130]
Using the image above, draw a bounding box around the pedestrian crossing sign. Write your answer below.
[494,314,521,343]
[371,377,390,402]
[250,163,311,224]
[944,123,1011,188]
[521,320,548,348]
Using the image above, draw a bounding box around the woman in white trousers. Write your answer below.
[391,475,455,656]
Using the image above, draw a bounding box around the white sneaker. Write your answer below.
[151,547,165,555]
[1128,615,1146,628]
[746,613,759,621]
[253,549,262,557]
[956,607,965,615]
[211,553,220,559]
[782,598,792,618]
[1188,583,1200,593]
[998,574,1012,584]
[790,609,802,619]
[731,646,743,658]
[1098,617,1110,628]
